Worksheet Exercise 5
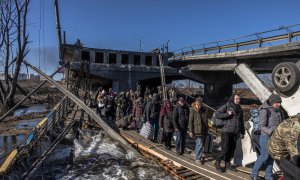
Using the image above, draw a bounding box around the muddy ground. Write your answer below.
[0,80,64,136]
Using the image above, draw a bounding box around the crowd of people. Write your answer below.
[93,86,300,180]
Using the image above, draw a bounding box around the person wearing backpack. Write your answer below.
[188,97,208,165]
[214,94,245,173]
[159,99,173,150]
[146,93,161,142]
[251,93,283,180]
[172,96,189,155]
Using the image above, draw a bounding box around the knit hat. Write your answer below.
[267,94,282,105]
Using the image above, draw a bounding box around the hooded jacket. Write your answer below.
[215,96,245,135]
[172,102,189,130]
[260,101,283,136]
[146,94,161,122]
[159,101,173,132]
[188,102,208,137]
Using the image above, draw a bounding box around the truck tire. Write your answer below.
[272,62,300,93]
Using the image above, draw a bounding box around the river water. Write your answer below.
[14,104,49,116]
[1,104,174,179]
[43,132,174,180]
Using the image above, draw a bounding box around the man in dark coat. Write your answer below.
[188,97,208,165]
[172,97,189,155]
[214,94,245,173]
[146,93,161,141]
[103,90,116,121]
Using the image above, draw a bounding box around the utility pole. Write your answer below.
[139,39,142,52]
[133,38,142,52]
[159,53,167,100]
[54,0,63,62]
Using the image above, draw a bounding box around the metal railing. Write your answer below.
[0,96,71,176]
[170,23,300,60]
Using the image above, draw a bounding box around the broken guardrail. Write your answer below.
[22,60,141,158]
[0,97,70,176]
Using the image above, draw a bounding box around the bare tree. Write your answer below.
[0,0,30,114]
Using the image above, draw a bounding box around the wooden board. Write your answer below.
[121,130,253,180]
[0,149,18,174]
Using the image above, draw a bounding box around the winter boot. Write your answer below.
[225,162,237,172]
[214,161,224,173]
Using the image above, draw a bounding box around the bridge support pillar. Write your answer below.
[112,80,120,92]
[103,52,109,64]
[116,53,122,65]
[204,83,232,107]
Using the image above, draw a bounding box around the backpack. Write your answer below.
[250,108,271,135]
[211,104,228,129]
[211,113,227,128]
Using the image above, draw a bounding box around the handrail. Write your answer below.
[23,60,141,156]
[170,23,300,60]
[0,96,70,175]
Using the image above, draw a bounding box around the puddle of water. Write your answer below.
[0,134,26,164]
[16,119,41,129]
[14,104,49,116]
[0,119,41,163]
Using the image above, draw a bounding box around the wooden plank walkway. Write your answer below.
[120,130,259,180]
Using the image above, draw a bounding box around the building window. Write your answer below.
[122,54,129,64]
[145,56,152,66]
[81,51,90,62]
[95,52,104,63]
[109,53,117,64]
[134,55,140,65]
[156,56,159,66]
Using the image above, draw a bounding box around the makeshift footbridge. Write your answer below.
[0,60,268,179]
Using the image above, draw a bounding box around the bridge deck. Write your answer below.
[120,130,260,180]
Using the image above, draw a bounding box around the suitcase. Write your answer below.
[157,128,165,144]
[203,133,213,153]
[139,122,154,140]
